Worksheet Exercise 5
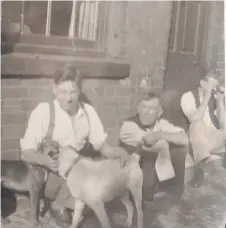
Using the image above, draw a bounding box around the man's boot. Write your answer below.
[190,160,205,188]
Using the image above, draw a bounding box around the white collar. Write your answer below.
[54,99,86,119]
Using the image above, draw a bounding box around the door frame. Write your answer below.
[199,1,211,72]
[164,1,211,88]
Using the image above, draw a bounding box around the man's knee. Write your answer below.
[154,140,170,151]
[189,120,206,135]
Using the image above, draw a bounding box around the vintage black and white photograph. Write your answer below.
[1,1,226,228]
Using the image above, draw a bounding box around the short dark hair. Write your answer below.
[139,91,163,105]
[201,67,218,81]
[54,64,83,88]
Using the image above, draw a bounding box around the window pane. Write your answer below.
[50,1,73,36]
[2,1,22,34]
[23,1,47,35]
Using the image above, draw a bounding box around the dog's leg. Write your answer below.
[28,167,45,227]
[69,200,85,228]
[120,192,134,228]
[88,201,111,228]
[40,199,51,218]
[29,180,42,227]
[129,172,143,228]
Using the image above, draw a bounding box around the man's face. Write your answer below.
[138,98,162,126]
[200,77,210,90]
[53,80,80,113]
[200,75,218,91]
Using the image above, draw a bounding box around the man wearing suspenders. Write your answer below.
[20,64,129,226]
[181,72,225,188]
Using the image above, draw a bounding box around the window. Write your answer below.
[2,0,108,54]
[1,1,130,78]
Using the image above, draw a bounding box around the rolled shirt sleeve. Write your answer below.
[155,119,185,133]
[120,121,146,147]
[20,103,48,151]
[181,92,196,119]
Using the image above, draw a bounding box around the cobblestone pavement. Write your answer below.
[2,164,226,228]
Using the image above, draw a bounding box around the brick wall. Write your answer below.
[1,1,172,159]
[2,1,224,159]
[206,1,225,80]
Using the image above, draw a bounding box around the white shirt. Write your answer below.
[120,118,184,147]
[20,100,107,152]
[181,91,216,129]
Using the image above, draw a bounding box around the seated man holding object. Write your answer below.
[181,72,225,188]
[120,92,189,202]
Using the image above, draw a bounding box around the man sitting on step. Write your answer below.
[119,92,189,203]
[181,72,225,188]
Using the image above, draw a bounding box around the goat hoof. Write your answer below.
[33,221,43,228]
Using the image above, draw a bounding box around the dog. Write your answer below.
[58,146,144,228]
[1,140,59,227]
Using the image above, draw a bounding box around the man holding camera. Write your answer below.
[181,72,225,188]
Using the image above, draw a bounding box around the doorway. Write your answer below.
[164,1,210,130]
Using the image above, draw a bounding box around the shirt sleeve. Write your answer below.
[156,119,185,133]
[181,92,196,118]
[120,121,146,147]
[20,103,48,151]
[83,104,108,151]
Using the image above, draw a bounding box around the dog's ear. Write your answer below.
[39,140,59,158]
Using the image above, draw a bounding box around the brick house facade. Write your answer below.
[1,1,224,159]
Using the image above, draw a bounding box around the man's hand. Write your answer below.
[42,154,59,172]
[100,143,130,168]
[206,76,218,94]
[115,146,130,168]
[143,131,164,147]
[216,86,225,103]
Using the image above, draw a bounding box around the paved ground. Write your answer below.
[2,162,226,228]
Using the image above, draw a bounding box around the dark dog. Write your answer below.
[1,141,59,227]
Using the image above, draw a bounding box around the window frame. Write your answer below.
[2,1,108,55]
[1,1,130,79]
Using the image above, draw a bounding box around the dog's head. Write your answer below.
[38,140,59,158]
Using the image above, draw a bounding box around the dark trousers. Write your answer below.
[166,144,187,194]
[140,144,187,199]
[140,152,158,200]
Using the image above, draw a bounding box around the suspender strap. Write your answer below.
[80,102,91,149]
[45,101,55,143]
[209,94,219,129]
[191,89,219,129]
[80,102,91,132]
